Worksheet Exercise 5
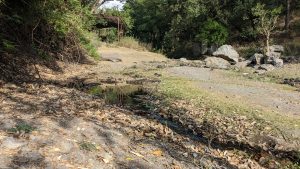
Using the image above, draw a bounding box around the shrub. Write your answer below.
[116,37,149,51]
[195,19,229,46]
[0,0,98,60]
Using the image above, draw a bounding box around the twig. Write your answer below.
[31,19,41,43]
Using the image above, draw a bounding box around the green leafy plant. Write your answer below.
[8,123,36,134]
[196,19,229,46]
[77,30,100,60]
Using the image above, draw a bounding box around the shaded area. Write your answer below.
[0,64,299,168]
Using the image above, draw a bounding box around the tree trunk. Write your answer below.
[266,32,270,55]
[285,0,291,31]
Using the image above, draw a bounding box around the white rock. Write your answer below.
[272,58,284,68]
[179,58,188,62]
[213,45,239,63]
[250,53,264,65]
[269,45,284,53]
[259,64,275,71]
[204,57,231,69]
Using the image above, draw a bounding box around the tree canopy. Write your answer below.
[122,0,299,58]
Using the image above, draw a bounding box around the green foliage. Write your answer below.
[252,3,282,35]
[196,19,228,46]
[103,7,133,31]
[2,39,16,52]
[123,0,289,58]
[98,28,118,43]
[8,123,36,134]
[79,31,100,60]
[0,0,99,60]
[89,85,143,105]
[79,141,97,151]
[105,28,118,43]
[252,3,282,53]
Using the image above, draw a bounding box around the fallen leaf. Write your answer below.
[152,150,163,156]
[103,158,110,164]
[126,157,134,161]
[130,151,144,158]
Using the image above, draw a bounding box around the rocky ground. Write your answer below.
[0,46,299,169]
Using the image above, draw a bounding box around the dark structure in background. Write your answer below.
[94,14,127,42]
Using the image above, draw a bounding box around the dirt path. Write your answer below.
[100,46,300,117]
[167,67,300,117]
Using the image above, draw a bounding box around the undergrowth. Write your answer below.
[0,0,99,65]
[159,76,300,133]
[115,37,151,51]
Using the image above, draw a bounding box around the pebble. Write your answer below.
[183,152,188,157]
[1,137,26,149]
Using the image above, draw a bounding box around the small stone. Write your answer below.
[192,153,198,158]
[179,58,188,62]
[183,152,188,157]
[1,137,26,149]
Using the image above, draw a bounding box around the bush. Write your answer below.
[116,37,149,51]
[196,19,229,46]
[79,31,100,60]
[99,28,118,43]
[0,0,98,61]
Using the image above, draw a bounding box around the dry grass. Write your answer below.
[158,76,300,133]
[115,37,151,51]
[265,64,300,79]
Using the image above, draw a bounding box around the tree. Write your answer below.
[285,0,291,31]
[81,0,125,13]
[252,3,281,54]
[196,19,228,46]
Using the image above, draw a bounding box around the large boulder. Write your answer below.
[213,45,239,64]
[204,57,231,69]
[269,45,284,53]
[250,53,264,65]
[266,51,281,59]
[272,58,284,67]
[235,60,251,69]
[259,64,275,71]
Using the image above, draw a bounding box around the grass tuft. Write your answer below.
[79,141,97,151]
[7,123,36,134]
[115,37,151,51]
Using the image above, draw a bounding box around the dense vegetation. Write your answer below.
[0,0,103,82]
[0,0,299,77]
[0,0,100,59]
[122,0,300,58]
